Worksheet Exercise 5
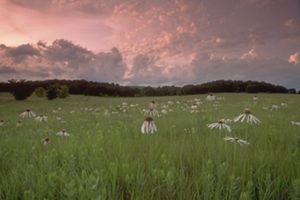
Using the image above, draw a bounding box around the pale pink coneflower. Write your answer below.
[253,96,258,101]
[224,136,250,146]
[56,129,70,137]
[206,93,215,101]
[16,120,22,127]
[35,115,48,122]
[234,108,260,124]
[19,109,36,118]
[141,117,157,134]
[291,121,300,126]
[207,119,232,132]
[42,138,50,146]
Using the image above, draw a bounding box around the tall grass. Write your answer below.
[0,93,299,199]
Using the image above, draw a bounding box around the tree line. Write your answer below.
[0,79,297,100]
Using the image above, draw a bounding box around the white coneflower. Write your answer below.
[291,121,300,126]
[271,105,279,110]
[167,101,174,105]
[42,138,50,146]
[281,102,287,107]
[234,108,260,124]
[0,120,4,126]
[141,117,157,134]
[19,109,36,118]
[253,96,258,101]
[16,120,22,127]
[35,115,48,122]
[161,109,168,114]
[191,104,198,110]
[207,119,232,132]
[206,93,215,101]
[224,136,250,146]
[56,129,70,137]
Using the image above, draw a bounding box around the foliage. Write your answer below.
[34,87,46,97]
[0,79,292,98]
[8,79,35,100]
[46,84,60,100]
[58,85,69,98]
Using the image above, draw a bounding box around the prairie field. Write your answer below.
[0,93,299,200]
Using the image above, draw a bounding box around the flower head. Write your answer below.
[19,108,36,118]
[141,117,157,134]
[56,129,70,137]
[16,120,22,127]
[206,93,215,101]
[207,119,232,132]
[234,108,260,124]
[224,136,250,146]
[42,137,50,146]
[0,120,4,127]
[35,115,48,122]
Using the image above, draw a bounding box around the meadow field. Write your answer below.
[0,93,299,200]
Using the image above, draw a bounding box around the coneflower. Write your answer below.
[207,119,232,132]
[253,96,258,101]
[56,129,70,137]
[0,120,4,126]
[206,93,215,101]
[35,115,48,122]
[224,136,250,146]
[42,138,50,146]
[141,117,157,134]
[16,120,22,127]
[19,109,36,118]
[234,108,260,124]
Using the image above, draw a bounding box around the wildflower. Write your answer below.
[42,138,50,146]
[206,93,215,101]
[191,104,198,110]
[0,120,4,126]
[281,102,287,107]
[234,108,260,124]
[35,115,48,122]
[224,136,250,146]
[291,121,300,126]
[271,105,279,110]
[253,96,258,101]
[161,109,168,114]
[167,101,174,105]
[56,129,70,137]
[19,108,36,118]
[141,117,157,134]
[207,119,232,132]
[16,120,22,127]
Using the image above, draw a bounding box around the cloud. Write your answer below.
[0,40,127,82]
[288,52,300,64]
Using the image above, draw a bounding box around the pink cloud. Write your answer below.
[288,52,300,64]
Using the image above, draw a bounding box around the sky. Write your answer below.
[0,0,300,88]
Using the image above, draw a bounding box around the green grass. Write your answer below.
[0,93,299,200]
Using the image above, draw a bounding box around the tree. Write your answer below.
[58,85,69,98]
[46,84,59,100]
[34,87,46,97]
[9,79,34,100]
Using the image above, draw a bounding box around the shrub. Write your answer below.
[34,87,46,97]
[46,84,59,100]
[9,80,34,100]
[58,85,69,98]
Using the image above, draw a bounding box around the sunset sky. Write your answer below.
[0,0,300,88]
